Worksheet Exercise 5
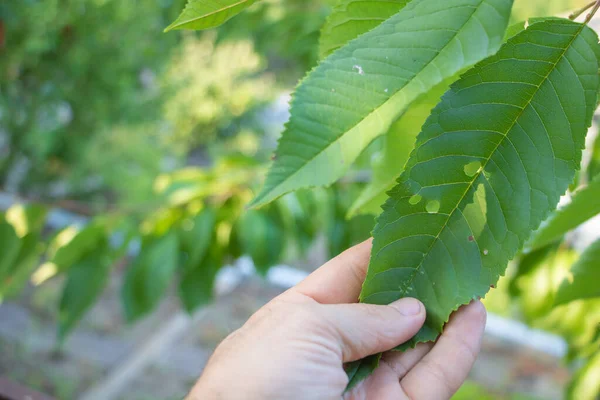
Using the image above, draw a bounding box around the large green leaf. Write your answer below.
[165,0,260,32]
[122,233,180,322]
[529,177,600,250]
[568,351,600,400]
[361,20,600,350]
[555,239,600,306]
[58,245,112,341]
[348,79,452,217]
[318,0,410,59]
[250,0,514,208]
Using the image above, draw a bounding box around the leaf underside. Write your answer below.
[362,19,600,353]
[165,0,260,32]
[555,238,600,306]
[530,176,600,250]
[250,0,513,208]
[318,0,410,59]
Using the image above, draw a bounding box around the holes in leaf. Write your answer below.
[464,161,482,177]
[426,200,440,214]
[409,194,422,205]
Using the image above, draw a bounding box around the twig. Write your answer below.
[570,0,597,20]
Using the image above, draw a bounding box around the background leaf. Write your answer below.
[0,220,22,283]
[362,20,600,350]
[555,239,600,306]
[58,244,112,341]
[529,177,600,250]
[234,208,285,274]
[588,132,600,181]
[179,247,223,313]
[250,0,513,208]
[567,351,600,400]
[179,207,216,271]
[49,223,107,270]
[165,0,260,32]
[122,232,180,322]
[348,79,453,216]
[318,0,410,59]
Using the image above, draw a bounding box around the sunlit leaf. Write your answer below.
[165,0,260,32]
[122,233,180,322]
[250,0,513,208]
[58,245,112,341]
[0,233,45,298]
[530,177,600,250]
[361,19,600,355]
[567,351,600,400]
[348,79,452,217]
[318,0,410,59]
[5,204,47,238]
[555,239,600,306]
[49,223,106,270]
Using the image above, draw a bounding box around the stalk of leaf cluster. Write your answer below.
[569,0,600,23]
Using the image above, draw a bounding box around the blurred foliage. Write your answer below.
[2,1,600,399]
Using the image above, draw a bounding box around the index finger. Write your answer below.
[292,239,373,304]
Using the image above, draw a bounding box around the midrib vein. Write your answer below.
[381,23,586,300]
[262,0,485,202]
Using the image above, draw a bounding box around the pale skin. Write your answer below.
[188,239,487,400]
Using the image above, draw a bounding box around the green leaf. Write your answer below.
[0,220,22,282]
[49,223,106,270]
[567,351,600,400]
[348,79,452,217]
[361,19,600,350]
[345,353,381,391]
[0,233,45,298]
[165,0,260,32]
[588,132,600,181]
[5,204,47,237]
[318,0,410,59]
[179,208,216,271]
[530,177,600,250]
[179,247,222,313]
[555,239,600,306]
[58,245,112,341]
[122,233,180,322]
[235,209,285,274]
[250,0,514,208]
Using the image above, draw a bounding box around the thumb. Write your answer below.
[321,298,426,362]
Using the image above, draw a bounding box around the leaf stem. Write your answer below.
[569,1,596,20]
[570,0,600,23]
[585,1,600,23]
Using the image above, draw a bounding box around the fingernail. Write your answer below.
[390,298,422,316]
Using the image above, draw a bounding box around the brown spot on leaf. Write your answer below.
[468,235,474,242]
[490,285,496,289]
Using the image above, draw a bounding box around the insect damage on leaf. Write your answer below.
[351,18,600,387]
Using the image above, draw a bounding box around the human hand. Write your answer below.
[188,239,487,400]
